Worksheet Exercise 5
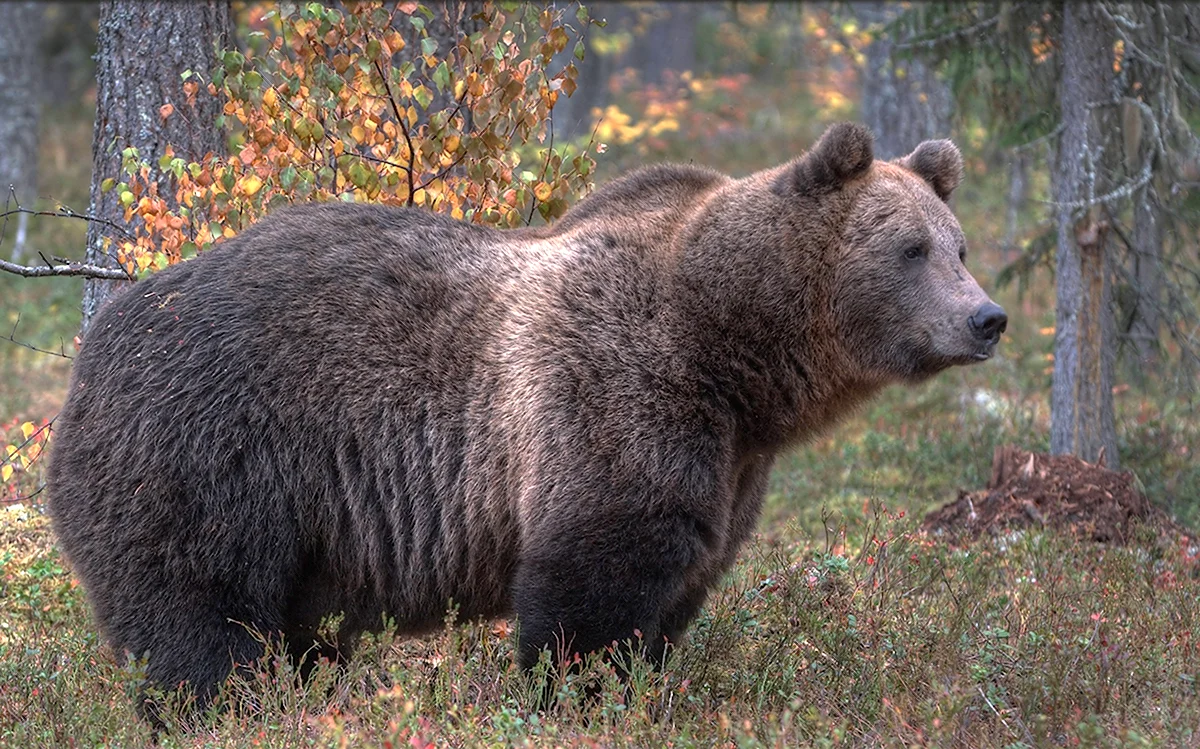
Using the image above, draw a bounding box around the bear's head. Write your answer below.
[781,122,1007,383]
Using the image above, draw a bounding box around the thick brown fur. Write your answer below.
[47,122,1005,718]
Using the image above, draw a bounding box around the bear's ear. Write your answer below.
[898,140,963,202]
[779,122,874,196]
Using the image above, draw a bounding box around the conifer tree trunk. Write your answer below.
[857,1,953,160]
[0,2,45,262]
[81,1,233,334]
[1130,183,1163,370]
[1051,2,1119,468]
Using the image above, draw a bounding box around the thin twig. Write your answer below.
[1,484,47,507]
[0,205,135,242]
[527,102,555,226]
[1011,123,1065,154]
[373,56,417,207]
[895,13,1000,51]
[976,684,1035,746]
[0,414,55,459]
[5,314,74,359]
[1042,98,1160,210]
[0,416,56,506]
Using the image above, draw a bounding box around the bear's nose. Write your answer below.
[969,302,1008,341]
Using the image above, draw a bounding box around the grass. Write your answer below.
[2,480,1198,747]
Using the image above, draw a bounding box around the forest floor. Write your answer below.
[2,452,1198,747]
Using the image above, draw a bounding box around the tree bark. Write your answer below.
[1129,182,1163,370]
[0,2,45,262]
[405,0,484,118]
[1002,150,1028,262]
[625,2,698,85]
[1051,3,1119,468]
[552,1,633,141]
[81,1,233,334]
[857,1,954,160]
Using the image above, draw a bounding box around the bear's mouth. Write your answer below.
[968,338,1000,362]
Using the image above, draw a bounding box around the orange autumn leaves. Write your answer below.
[108,1,598,275]
[1,419,50,494]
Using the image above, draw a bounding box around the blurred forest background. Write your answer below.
[1,2,1199,745]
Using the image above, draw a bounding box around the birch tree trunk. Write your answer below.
[1051,2,1119,468]
[81,1,233,334]
[0,2,45,262]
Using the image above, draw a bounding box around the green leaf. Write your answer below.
[410,16,425,32]
[223,50,244,76]
[100,178,116,194]
[413,85,433,110]
[421,37,437,56]
[366,39,381,60]
[280,165,298,191]
[348,161,370,189]
[244,70,263,90]
[432,61,450,90]
[574,40,585,61]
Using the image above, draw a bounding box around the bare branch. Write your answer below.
[372,56,416,207]
[5,314,74,359]
[1042,96,1161,210]
[527,102,554,226]
[0,255,131,280]
[0,205,135,242]
[0,202,136,280]
[1011,122,1066,154]
[895,13,1000,51]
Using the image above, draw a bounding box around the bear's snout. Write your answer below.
[969,301,1008,343]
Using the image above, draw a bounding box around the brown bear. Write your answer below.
[47,122,1006,718]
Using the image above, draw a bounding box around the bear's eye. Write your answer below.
[959,249,967,264]
[903,246,925,261]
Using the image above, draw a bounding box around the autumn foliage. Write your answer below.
[1,418,50,496]
[105,1,598,274]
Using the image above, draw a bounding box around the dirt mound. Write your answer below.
[923,445,1193,545]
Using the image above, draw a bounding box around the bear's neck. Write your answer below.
[665,179,884,452]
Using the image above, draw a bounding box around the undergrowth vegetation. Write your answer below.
[3,489,1198,746]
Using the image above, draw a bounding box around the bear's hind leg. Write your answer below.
[127,603,269,728]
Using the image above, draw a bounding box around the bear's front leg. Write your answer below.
[513,506,711,671]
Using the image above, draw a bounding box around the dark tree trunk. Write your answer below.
[552,1,633,141]
[0,2,45,262]
[408,0,484,117]
[626,2,697,84]
[1002,150,1029,262]
[81,1,233,334]
[857,1,954,160]
[1129,183,1163,369]
[1051,3,1119,468]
